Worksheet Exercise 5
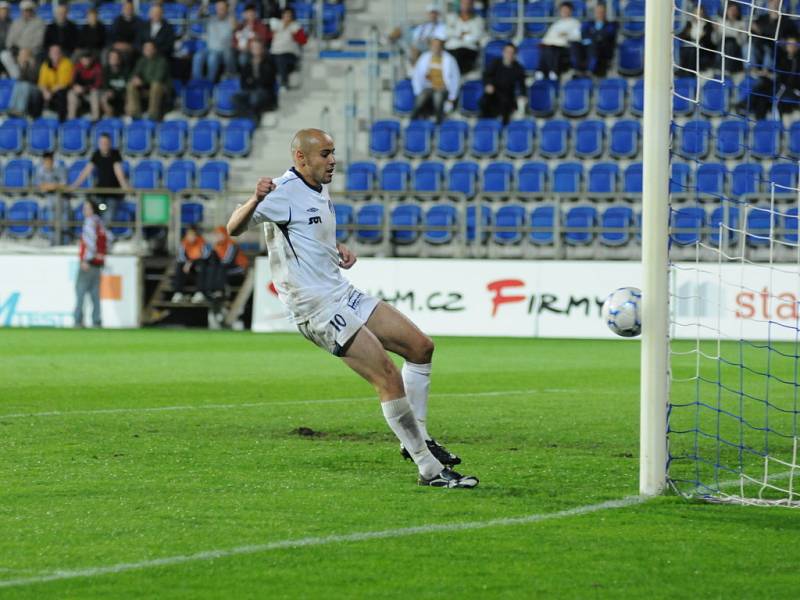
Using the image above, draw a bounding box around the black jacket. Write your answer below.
[44,20,80,56]
[136,20,176,59]
[241,56,277,91]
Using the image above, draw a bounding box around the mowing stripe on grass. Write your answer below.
[0,388,598,420]
[0,495,644,589]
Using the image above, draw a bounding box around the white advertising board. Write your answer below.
[252,258,800,341]
[0,255,140,328]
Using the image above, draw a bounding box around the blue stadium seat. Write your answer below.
[163,2,188,34]
[60,118,90,155]
[182,79,213,116]
[673,77,697,116]
[609,119,640,159]
[380,161,411,192]
[709,206,740,247]
[574,120,605,159]
[346,161,377,192]
[568,0,587,17]
[494,204,525,244]
[424,204,457,245]
[631,78,644,116]
[696,162,727,196]
[618,38,644,76]
[624,162,643,194]
[449,161,480,197]
[747,206,778,246]
[671,206,705,246]
[588,162,619,195]
[595,78,627,116]
[467,205,492,243]
[393,79,415,115]
[436,120,469,158]
[564,205,597,245]
[165,160,196,193]
[68,159,92,188]
[784,207,798,245]
[483,161,514,194]
[523,1,550,37]
[538,119,570,158]
[529,204,555,245]
[214,79,240,117]
[321,3,346,38]
[28,118,57,154]
[67,2,90,23]
[677,120,712,159]
[0,118,26,153]
[505,120,535,158]
[222,119,255,157]
[132,159,163,189]
[460,80,483,116]
[552,162,583,194]
[158,120,189,156]
[751,120,783,160]
[768,163,798,192]
[670,162,692,193]
[528,79,557,117]
[471,119,502,157]
[7,199,38,238]
[180,201,204,226]
[731,163,763,197]
[0,79,14,112]
[334,203,353,243]
[517,38,541,73]
[735,75,759,107]
[0,199,4,232]
[124,119,156,156]
[190,119,222,156]
[621,0,646,37]
[4,158,33,188]
[391,204,422,244]
[561,78,592,118]
[93,118,123,148]
[413,161,445,193]
[98,2,121,24]
[489,1,517,37]
[110,201,136,239]
[356,203,384,244]
[518,162,548,194]
[700,79,731,117]
[370,120,401,158]
[715,119,748,159]
[198,161,229,191]
[600,205,634,246]
[404,120,435,158]
[483,39,506,68]
[788,121,800,159]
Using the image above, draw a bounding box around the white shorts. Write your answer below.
[296,287,380,356]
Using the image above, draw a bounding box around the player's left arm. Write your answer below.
[337,243,357,269]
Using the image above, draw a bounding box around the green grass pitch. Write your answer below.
[1,329,798,598]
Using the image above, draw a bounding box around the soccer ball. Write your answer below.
[601,287,642,338]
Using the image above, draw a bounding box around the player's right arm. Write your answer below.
[227,177,276,236]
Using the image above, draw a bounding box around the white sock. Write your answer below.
[381,396,442,479]
[402,361,432,441]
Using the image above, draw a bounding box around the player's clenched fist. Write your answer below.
[255,177,276,200]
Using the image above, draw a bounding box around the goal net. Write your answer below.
[665,0,800,506]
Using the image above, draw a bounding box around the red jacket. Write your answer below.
[73,60,103,90]
[79,214,108,266]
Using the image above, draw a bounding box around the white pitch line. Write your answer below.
[0,495,644,589]
[0,388,616,420]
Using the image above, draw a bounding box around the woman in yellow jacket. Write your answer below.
[36,44,73,121]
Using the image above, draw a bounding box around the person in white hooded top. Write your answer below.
[410,36,461,123]
[536,1,582,80]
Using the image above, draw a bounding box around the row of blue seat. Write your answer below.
[675,119,800,161]
[345,160,799,198]
[0,117,254,158]
[0,158,228,193]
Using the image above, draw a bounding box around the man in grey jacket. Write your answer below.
[192,0,235,81]
[0,0,45,79]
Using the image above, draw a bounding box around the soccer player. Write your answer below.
[227,129,478,489]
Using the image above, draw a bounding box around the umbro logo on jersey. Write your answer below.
[308,216,322,225]
[307,207,319,213]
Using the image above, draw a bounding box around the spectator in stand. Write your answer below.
[269,7,306,88]
[234,39,277,125]
[410,36,461,124]
[234,3,271,70]
[777,37,800,115]
[37,44,73,121]
[78,7,107,57]
[125,41,169,121]
[171,225,213,304]
[444,0,484,75]
[479,42,526,124]
[752,0,797,69]
[110,1,142,60]
[70,133,131,223]
[716,3,746,74]
[192,0,236,82]
[676,14,716,74]
[67,51,103,121]
[577,2,617,77]
[536,1,581,81]
[136,3,176,60]
[0,0,45,79]
[35,152,67,244]
[100,49,130,117]
[409,4,447,64]
[7,49,40,116]
[74,200,108,328]
[0,2,12,72]
[44,3,79,58]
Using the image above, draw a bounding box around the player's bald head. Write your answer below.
[290,129,333,156]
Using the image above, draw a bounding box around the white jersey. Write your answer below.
[249,167,350,322]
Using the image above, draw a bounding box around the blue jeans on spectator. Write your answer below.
[74,264,102,327]
[192,48,236,81]
[272,53,297,87]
